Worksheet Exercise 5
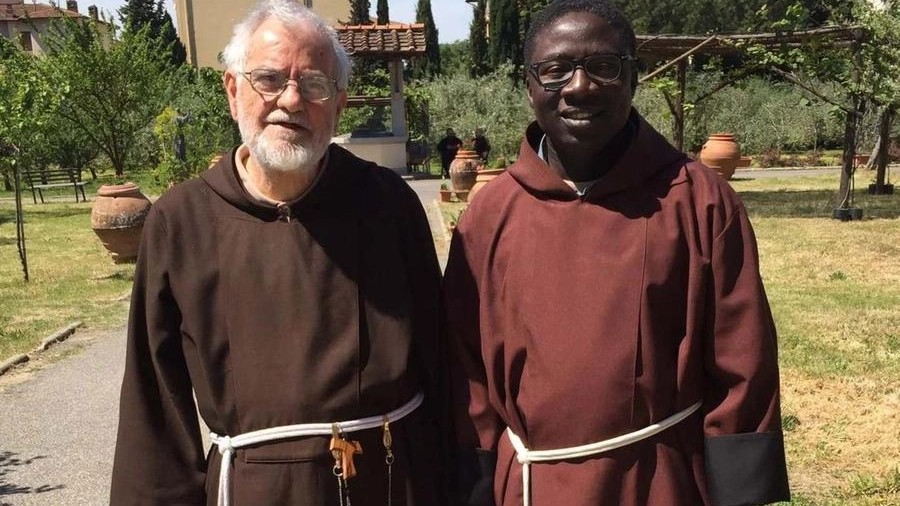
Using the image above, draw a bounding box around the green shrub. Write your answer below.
[416,63,532,162]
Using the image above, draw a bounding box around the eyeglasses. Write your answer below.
[241,69,338,102]
[529,53,636,91]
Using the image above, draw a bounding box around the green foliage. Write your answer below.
[37,19,175,177]
[489,0,521,71]
[635,74,848,155]
[440,40,471,77]
[418,63,531,160]
[341,66,392,136]
[348,0,371,24]
[376,0,389,24]
[119,0,186,66]
[409,0,441,79]
[147,67,238,190]
[469,0,490,77]
[0,38,59,177]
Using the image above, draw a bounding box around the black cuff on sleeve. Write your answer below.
[705,431,790,506]
[457,448,496,506]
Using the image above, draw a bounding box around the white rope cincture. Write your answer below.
[209,392,424,506]
[506,401,702,506]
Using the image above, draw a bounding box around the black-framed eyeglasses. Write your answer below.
[528,53,637,91]
[241,69,338,102]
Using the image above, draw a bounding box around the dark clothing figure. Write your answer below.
[437,133,463,177]
[110,146,452,506]
[472,134,491,162]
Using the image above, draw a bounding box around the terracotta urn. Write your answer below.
[699,133,741,180]
[449,150,482,192]
[91,183,152,264]
[469,168,506,201]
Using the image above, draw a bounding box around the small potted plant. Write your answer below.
[439,181,454,202]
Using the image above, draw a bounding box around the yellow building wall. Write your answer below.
[175,0,351,69]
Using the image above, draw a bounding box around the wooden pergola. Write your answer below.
[633,26,865,151]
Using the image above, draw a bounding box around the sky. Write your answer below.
[83,0,473,44]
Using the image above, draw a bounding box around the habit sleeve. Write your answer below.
[444,229,503,506]
[397,181,455,502]
[110,207,207,505]
[702,202,790,506]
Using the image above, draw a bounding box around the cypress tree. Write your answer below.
[469,0,489,77]
[489,0,520,70]
[348,0,371,24]
[119,0,185,66]
[410,0,441,79]
[376,0,390,24]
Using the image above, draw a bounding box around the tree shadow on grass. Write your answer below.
[736,188,900,219]
[0,450,65,502]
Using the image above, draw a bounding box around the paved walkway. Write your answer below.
[0,177,446,505]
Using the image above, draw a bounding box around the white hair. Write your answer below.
[221,0,351,90]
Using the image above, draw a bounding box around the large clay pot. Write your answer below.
[699,133,741,180]
[469,168,506,201]
[449,150,482,192]
[91,183,152,264]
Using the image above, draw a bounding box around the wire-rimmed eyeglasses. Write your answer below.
[240,69,338,102]
[528,53,637,91]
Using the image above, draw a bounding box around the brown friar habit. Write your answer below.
[445,111,790,506]
[110,145,451,506]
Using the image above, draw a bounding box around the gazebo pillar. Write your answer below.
[389,60,407,138]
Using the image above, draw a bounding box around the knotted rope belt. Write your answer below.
[506,401,702,506]
[209,392,424,506]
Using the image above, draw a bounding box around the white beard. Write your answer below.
[238,112,331,174]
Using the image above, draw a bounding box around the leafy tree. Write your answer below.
[441,40,471,77]
[421,62,532,160]
[731,0,900,207]
[0,38,58,281]
[469,0,490,77]
[119,0,186,66]
[150,66,239,190]
[376,0,389,24]
[409,0,441,79]
[39,18,174,177]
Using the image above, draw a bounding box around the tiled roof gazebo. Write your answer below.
[331,23,427,172]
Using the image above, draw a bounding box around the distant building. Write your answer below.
[0,0,104,55]
[174,0,351,69]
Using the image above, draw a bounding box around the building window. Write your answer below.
[18,31,33,52]
[304,0,312,7]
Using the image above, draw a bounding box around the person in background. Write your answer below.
[110,1,452,505]
[444,1,790,505]
[437,127,463,178]
[472,127,491,162]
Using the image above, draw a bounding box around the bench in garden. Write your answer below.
[23,167,87,203]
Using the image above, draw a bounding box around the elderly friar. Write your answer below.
[110,1,452,505]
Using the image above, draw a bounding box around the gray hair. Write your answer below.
[222,0,351,90]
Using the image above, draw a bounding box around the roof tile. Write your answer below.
[336,23,427,57]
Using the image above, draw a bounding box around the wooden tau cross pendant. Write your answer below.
[330,425,364,479]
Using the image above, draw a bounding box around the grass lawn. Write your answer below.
[1,171,898,504]
[731,174,900,505]
[0,186,135,361]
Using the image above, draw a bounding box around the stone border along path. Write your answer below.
[0,321,83,377]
